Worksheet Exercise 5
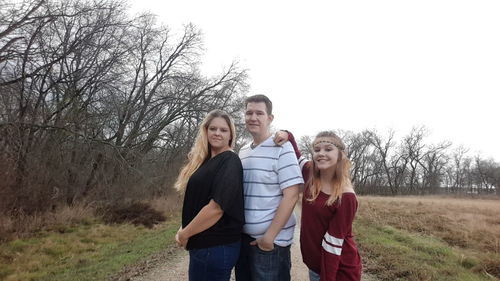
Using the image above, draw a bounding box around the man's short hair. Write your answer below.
[245,94,273,115]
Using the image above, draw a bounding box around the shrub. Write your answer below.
[99,202,166,228]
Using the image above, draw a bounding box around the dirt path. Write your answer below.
[119,220,308,281]
[114,208,377,281]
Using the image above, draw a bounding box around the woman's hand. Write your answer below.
[273,130,289,146]
[175,227,189,249]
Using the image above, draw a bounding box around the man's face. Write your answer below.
[245,102,273,137]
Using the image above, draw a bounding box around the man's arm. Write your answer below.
[251,185,299,250]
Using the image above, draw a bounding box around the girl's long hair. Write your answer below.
[306,131,353,206]
[174,110,236,192]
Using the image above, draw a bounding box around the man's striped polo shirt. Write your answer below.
[239,136,304,247]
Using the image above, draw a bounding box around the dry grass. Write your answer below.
[0,218,180,281]
[149,194,183,218]
[0,196,182,281]
[0,202,95,242]
[356,195,500,280]
[0,195,182,243]
[358,196,500,254]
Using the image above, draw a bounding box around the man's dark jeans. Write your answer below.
[235,234,291,281]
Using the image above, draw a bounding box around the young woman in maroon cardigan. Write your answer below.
[276,131,362,281]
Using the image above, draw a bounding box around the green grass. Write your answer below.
[354,217,494,281]
[0,216,180,281]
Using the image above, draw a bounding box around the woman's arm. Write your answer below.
[274,130,302,159]
[319,194,358,281]
[274,130,310,190]
[176,199,223,248]
[275,130,308,164]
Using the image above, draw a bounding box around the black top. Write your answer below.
[181,150,244,250]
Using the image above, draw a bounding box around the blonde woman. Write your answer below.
[175,110,244,281]
[276,131,362,281]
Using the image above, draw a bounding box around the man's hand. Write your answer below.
[273,130,289,146]
[250,234,275,251]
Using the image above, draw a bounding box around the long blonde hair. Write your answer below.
[306,131,353,206]
[174,110,236,191]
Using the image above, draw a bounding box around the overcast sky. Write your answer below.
[129,0,500,161]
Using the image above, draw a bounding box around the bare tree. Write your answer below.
[445,146,472,193]
[473,156,498,194]
[342,130,376,190]
[297,135,313,160]
[366,129,400,194]
[0,0,248,213]
[420,141,451,193]
[399,126,428,193]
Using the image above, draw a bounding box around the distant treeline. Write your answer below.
[0,0,248,214]
[2,0,498,216]
[298,127,499,196]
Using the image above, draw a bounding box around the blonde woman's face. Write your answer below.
[207,117,231,150]
[312,137,340,171]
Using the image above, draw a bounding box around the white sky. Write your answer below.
[129,0,500,162]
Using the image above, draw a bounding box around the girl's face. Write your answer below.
[207,117,231,150]
[312,137,340,171]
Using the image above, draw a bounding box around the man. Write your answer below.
[235,94,303,281]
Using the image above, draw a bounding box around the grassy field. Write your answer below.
[0,199,181,281]
[355,196,500,281]
[2,195,499,281]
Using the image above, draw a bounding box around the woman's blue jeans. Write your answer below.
[188,241,240,281]
[309,269,320,281]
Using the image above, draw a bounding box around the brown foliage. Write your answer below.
[99,202,166,228]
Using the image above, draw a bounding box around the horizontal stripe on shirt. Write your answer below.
[280,176,303,185]
[246,224,296,236]
[240,155,279,161]
[279,151,295,157]
[244,194,282,198]
[245,218,274,225]
[244,168,278,174]
[276,237,294,243]
[278,163,299,171]
[244,181,279,185]
[244,208,277,211]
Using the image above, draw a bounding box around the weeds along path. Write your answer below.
[116,206,377,281]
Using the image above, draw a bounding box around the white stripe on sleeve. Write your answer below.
[322,239,342,255]
[324,232,344,247]
[298,156,307,170]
